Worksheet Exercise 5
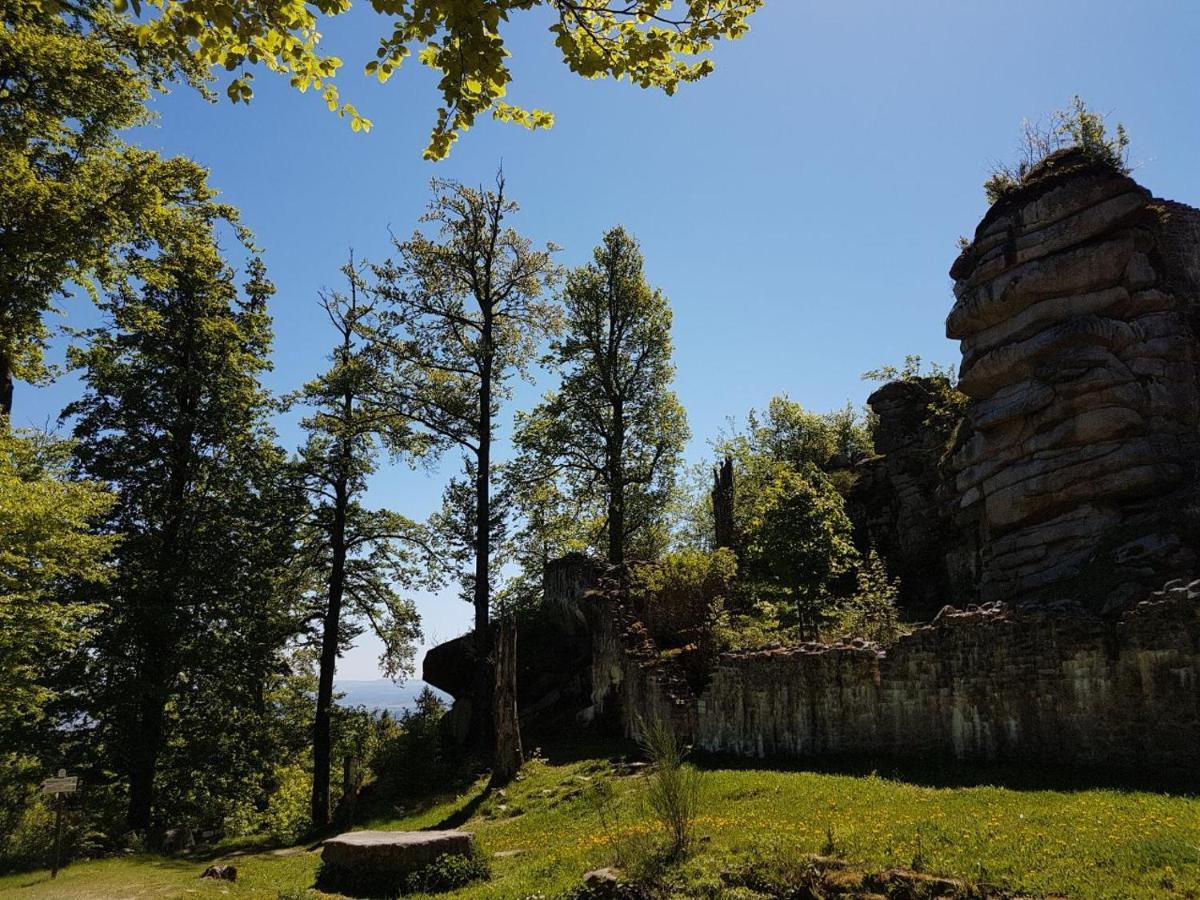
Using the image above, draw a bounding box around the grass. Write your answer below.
[1,745,1197,899]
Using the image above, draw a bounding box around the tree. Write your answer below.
[0,0,213,416]
[0,427,116,757]
[370,174,561,752]
[290,254,427,829]
[738,462,857,639]
[64,205,302,833]
[514,227,688,566]
[128,0,763,159]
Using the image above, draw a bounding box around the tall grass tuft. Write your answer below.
[636,717,703,857]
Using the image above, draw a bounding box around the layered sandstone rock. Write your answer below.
[947,148,1200,609]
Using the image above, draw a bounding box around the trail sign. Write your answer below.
[41,771,78,795]
[40,770,77,878]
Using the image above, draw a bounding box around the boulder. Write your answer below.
[199,865,236,881]
[321,829,475,874]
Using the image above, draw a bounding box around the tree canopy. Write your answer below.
[0,0,214,415]
[127,0,763,158]
[514,226,688,565]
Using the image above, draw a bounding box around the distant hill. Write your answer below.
[334,680,450,716]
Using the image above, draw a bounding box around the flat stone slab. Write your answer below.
[321,830,474,872]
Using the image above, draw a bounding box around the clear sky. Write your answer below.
[21,0,1200,681]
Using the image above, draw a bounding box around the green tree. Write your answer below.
[737,458,857,639]
[0,0,213,415]
[514,227,688,566]
[370,174,561,756]
[128,0,763,159]
[64,205,302,833]
[0,427,116,774]
[371,175,560,639]
[290,254,427,829]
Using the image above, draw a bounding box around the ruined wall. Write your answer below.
[551,558,1200,769]
[947,149,1200,609]
[697,582,1200,767]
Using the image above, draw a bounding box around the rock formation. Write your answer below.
[847,376,967,619]
[948,148,1200,610]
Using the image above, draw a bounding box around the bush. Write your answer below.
[225,761,311,844]
[629,548,737,647]
[983,96,1130,204]
[366,687,466,812]
[315,848,490,897]
[637,718,703,858]
[826,550,906,645]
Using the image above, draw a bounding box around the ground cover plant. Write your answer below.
[2,743,1196,899]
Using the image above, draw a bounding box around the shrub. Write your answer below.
[826,550,906,645]
[403,848,491,893]
[315,848,490,897]
[366,687,466,811]
[629,548,737,647]
[984,96,1130,204]
[637,718,703,858]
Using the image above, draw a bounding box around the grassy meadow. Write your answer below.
[1,746,1197,899]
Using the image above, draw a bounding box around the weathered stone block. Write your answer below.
[321,830,475,873]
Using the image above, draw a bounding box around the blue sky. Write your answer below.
[22,0,1200,680]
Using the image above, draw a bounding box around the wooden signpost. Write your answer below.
[40,770,78,879]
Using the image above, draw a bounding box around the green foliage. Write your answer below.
[983,96,1131,204]
[862,354,966,443]
[370,174,562,629]
[128,0,762,159]
[366,687,465,808]
[712,598,798,652]
[637,719,703,858]
[404,847,491,893]
[737,460,857,637]
[63,200,305,833]
[513,226,689,568]
[0,0,215,411]
[0,427,115,732]
[629,549,737,646]
[825,550,906,645]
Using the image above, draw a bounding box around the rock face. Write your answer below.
[847,377,967,619]
[948,148,1200,609]
[321,830,475,872]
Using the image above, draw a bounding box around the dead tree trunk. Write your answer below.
[712,456,735,550]
[490,617,523,785]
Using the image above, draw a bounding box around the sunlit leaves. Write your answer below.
[125,0,762,158]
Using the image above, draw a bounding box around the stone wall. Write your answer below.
[947,149,1200,609]
[574,569,1200,769]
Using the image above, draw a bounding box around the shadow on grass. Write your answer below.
[692,748,1200,796]
[425,783,493,831]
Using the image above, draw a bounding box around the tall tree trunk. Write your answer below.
[471,322,494,755]
[1,352,13,419]
[491,617,522,785]
[125,673,167,832]
[312,476,348,829]
[608,398,625,565]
